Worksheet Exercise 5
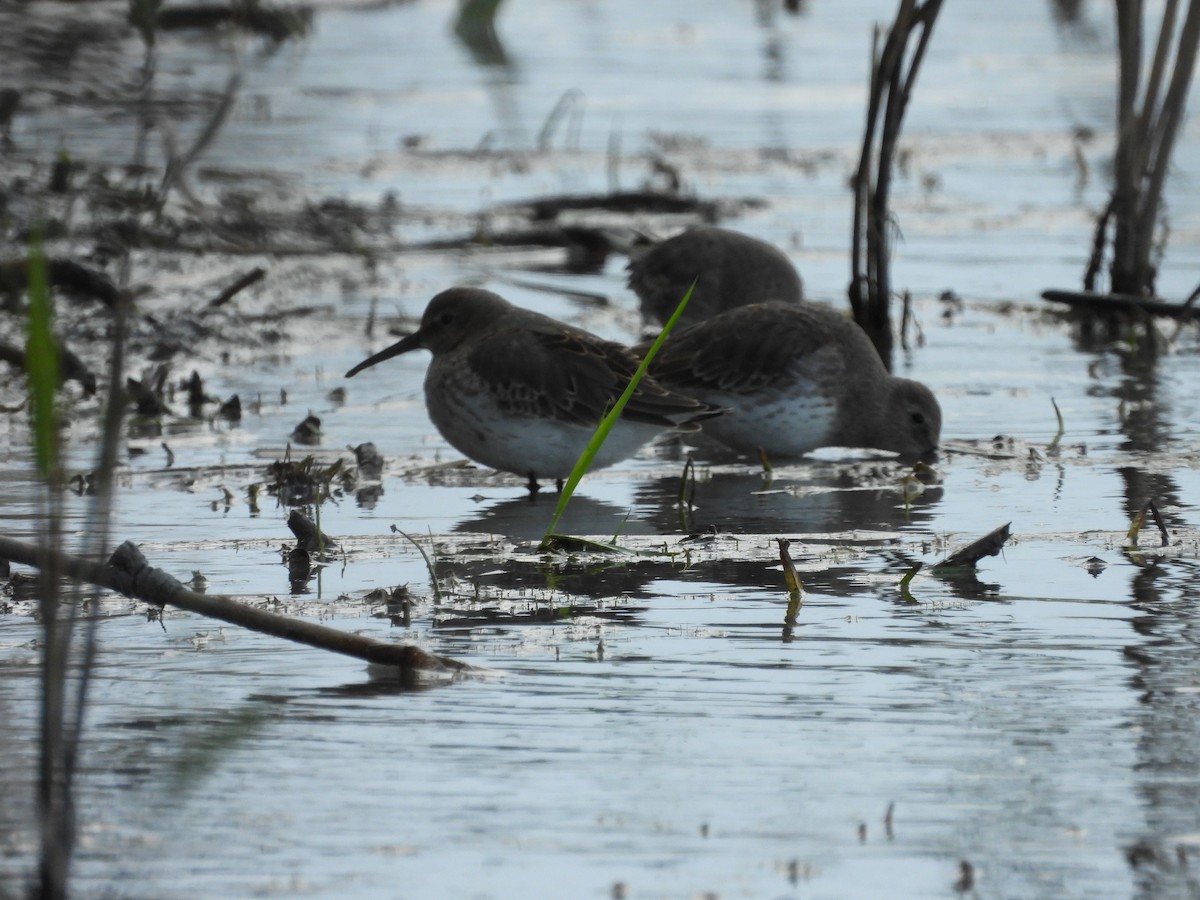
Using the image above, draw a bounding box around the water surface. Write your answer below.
[4,1,1200,897]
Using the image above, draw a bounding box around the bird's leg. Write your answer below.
[555,478,564,493]
[526,472,541,495]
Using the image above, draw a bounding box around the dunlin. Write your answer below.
[346,287,721,488]
[644,301,941,459]
[627,226,804,324]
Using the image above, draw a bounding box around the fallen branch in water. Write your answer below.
[0,339,97,396]
[1041,288,1199,319]
[933,522,1012,570]
[207,265,266,308]
[154,3,312,42]
[0,536,469,678]
[0,257,121,310]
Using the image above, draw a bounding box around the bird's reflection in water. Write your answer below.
[435,454,944,605]
[451,492,657,543]
[445,432,942,543]
[636,460,944,537]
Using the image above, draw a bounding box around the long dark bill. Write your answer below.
[345,331,425,378]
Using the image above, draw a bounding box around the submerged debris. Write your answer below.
[266,455,352,507]
[217,394,241,421]
[290,414,322,445]
[286,509,338,555]
[353,442,385,481]
[126,369,172,417]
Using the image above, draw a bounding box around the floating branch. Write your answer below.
[0,257,121,310]
[933,522,1012,570]
[0,339,97,397]
[1041,288,1199,318]
[0,537,469,678]
[497,191,722,222]
[154,3,313,42]
[207,266,266,308]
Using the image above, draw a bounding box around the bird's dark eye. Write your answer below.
[911,412,926,425]
[438,313,453,326]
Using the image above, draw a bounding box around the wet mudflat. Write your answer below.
[4,1,1200,897]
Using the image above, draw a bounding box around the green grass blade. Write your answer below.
[394,526,443,602]
[25,233,60,482]
[540,280,696,549]
[1046,396,1065,453]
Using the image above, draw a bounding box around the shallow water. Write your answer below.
[5,1,1200,898]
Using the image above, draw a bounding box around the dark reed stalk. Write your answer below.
[28,229,130,899]
[1104,0,1200,295]
[849,0,943,368]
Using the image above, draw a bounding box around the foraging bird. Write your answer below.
[627,225,804,324]
[643,301,941,459]
[345,287,722,488]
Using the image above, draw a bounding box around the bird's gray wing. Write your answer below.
[647,303,863,395]
[468,325,714,428]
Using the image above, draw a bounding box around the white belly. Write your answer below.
[427,385,663,480]
[690,388,837,457]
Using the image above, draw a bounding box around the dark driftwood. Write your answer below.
[286,509,339,554]
[0,258,121,310]
[154,3,312,41]
[0,340,97,396]
[411,226,614,274]
[0,537,468,677]
[500,191,723,222]
[1042,288,1199,319]
[933,522,1012,570]
[207,266,265,308]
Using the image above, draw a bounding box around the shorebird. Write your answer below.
[346,287,722,489]
[643,301,941,459]
[627,225,804,325]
